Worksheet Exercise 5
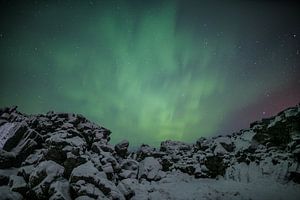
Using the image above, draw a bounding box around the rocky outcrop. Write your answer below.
[0,104,299,199]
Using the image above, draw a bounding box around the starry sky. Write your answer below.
[0,0,299,146]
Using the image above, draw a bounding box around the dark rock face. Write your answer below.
[0,149,16,169]
[0,104,299,199]
[205,155,226,178]
[115,140,129,158]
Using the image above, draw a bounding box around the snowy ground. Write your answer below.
[135,172,300,200]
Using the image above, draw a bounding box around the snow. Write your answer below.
[139,171,300,200]
[0,123,16,149]
[138,157,163,181]
[0,186,23,200]
[233,130,256,152]
[1,104,300,199]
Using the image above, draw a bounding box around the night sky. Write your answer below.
[0,0,299,146]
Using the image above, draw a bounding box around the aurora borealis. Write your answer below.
[0,0,299,146]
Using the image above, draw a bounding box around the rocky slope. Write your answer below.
[0,104,299,200]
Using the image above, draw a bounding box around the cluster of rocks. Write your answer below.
[0,104,299,199]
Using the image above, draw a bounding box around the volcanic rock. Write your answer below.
[0,104,299,199]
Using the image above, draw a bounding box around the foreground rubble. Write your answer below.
[0,104,299,199]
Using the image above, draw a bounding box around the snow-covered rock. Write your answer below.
[115,140,129,158]
[28,160,65,199]
[48,179,72,200]
[0,186,23,200]
[138,157,163,181]
[8,175,27,195]
[0,104,299,199]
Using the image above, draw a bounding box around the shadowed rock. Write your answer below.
[0,104,299,199]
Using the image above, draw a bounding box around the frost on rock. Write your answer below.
[0,123,18,149]
[138,157,163,181]
[0,104,299,199]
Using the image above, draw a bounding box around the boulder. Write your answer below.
[1,122,43,166]
[70,161,124,199]
[18,165,35,183]
[214,136,235,152]
[28,160,65,199]
[0,186,23,200]
[120,159,139,171]
[117,178,137,199]
[8,175,27,195]
[136,144,163,161]
[22,149,45,166]
[115,140,129,158]
[0,169,11,186]
[72,180,108,199]
[138,157,163,181]
[0,122,28,150]
[48,179,72,200]
[0,149,16,169]
[196,137,210,151]
[160,140,191,154]
[204,155,227,178]
[69,161,107,184]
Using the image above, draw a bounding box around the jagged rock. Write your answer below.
[45,131,86,151]
[28,160,65,199]
[63,152,87,178]
[214,136,235,152]
[196,137,210,151]
[0,149,16,169]
[138,157,163,181]
[1,113,10,120]
[69,161,107,184]
[0,119,7,126]
[118,159,138,180]
[91,142,114,154]
[18,165,35,182]
[205,155,227,178]
[119,159,139,179]
[22,149,45,166]
[119,170,137,179]
[0,104,299,199]
[0,123,20,149]
[102,163,114,174]
[115,140,129,158]
[9,175,27,195]
[117,178,137,199]
[160,140,191,154]
[48,179,71,200]
[160,156,173,171]
[0,121,43,166]
[100,152,120,171]
[120,159,139,171]
[136,144,165,161]
[71,171,124,200]
[0,186,23,200]
[70,161,124,199]
[288,162,300,183]
[213,143,228,156]
[72,180,109,200]
[0,169,10,186]
[194,164,209,178]
[175,164,195,175]
[0,122,28,150]
[136,144,155,160]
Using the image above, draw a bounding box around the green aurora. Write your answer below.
[1,0,299,146]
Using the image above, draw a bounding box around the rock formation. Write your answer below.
[0,104,299,199]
